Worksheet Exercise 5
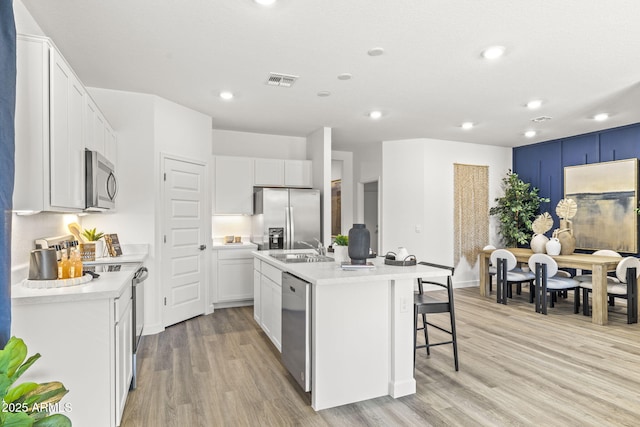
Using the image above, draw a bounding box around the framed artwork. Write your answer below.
[564,158,638,253]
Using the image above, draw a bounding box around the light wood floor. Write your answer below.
[121,287,640,426]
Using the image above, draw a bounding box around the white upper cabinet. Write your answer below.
[14,34,117,212]
[85,90,117,166]
[284,159,312,187]
[84,95,104,154]
[50,47,86,209]
[104,122,117,165]
[213,156,254,214]
[254,158,285,186]
[253,158,312,188]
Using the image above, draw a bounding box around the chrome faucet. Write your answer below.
[297,239,326,256]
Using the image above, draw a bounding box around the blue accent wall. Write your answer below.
[0,0,17,348]
[513,122,640,255]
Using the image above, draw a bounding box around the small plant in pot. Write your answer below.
[82,227,106,259]
[333,235,349,264]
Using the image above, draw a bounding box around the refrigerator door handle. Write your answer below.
[285,206,291,249]
[289,206,295,249]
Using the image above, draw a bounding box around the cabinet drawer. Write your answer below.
[217,249,254,260]
[114,283,132,322]
[262,262,282,286]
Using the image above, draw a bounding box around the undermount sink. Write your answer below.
[270,252,335,263]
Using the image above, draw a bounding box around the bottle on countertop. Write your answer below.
[59,252,70,279]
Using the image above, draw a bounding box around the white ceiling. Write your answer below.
[19,0,640,149]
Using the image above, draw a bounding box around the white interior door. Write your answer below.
[163,157,207,327]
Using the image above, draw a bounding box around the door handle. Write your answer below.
[199,244,207,250]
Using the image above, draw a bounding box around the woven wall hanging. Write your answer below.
[454,164,489,267]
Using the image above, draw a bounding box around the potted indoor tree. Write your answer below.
[489,170,549,248]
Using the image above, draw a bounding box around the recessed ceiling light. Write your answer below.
[524,130,537,138]
[527,99,543,109]
[369,110,382,120]
[482,45,505,60]
[367,47,385,57]
[337,73,352,80]
[461,122,474,130]
[317,91,331,97]
[219,91,234,100]
[594,113,609,121]
[254,0,276,6]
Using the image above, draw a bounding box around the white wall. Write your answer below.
[307,127,332,245]
[14,0,45,36]
[212,129,306,159]
[382,138,511,286]
[82,89,212,335]
[332,151,354,236]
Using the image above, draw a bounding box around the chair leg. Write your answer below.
[413,306,417,369]
[573,288,579,314]
[422,313,430,355]
[516,283,522,295]
[627,268,637,324]
[582,289,590,316]
[449,302,459,372]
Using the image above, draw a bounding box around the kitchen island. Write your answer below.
[253,250,453,411]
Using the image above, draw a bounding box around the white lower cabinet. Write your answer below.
[11,283,133,427]
[115,295,133,426]
[211,248,255,308]
[255,260,282,351]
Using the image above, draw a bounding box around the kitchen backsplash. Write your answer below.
[212,215,251,240]
[10,212,79,284]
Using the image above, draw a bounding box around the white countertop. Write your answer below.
[253,250,452,285]
[12,269,136,305]
[12,244,149,305]
[211,241,257,250]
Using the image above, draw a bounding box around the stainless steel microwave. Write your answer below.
[85,149,117,211]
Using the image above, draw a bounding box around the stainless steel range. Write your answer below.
[85,262,148,389]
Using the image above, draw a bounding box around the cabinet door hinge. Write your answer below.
[164,297,167,306]
[164,235,167,243]
[164,172,167,181]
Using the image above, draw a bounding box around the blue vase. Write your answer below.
[348,224,370,265]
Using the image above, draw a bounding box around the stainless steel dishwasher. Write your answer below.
[281,272,311,392]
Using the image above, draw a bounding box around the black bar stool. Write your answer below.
[414,262,458,371]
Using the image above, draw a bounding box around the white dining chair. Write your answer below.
[574,249,622,283]
[490,249,535,304]
[580,256,640,324]
[528,253,580,315]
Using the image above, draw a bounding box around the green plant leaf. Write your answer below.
[21,382,69,409]
[33,414,72,427]
[334,234,348,246]
[4,382,39,404]
[81,227,104,241]
[2,411,34,427]
[12,355,41,386]
[0,337,27,378]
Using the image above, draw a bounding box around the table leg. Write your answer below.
[479,253,489,297]
[591,264,608,325]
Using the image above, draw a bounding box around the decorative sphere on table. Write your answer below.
[348,224,370,265]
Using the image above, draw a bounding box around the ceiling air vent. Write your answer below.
[531,116,552,123]
[266,72,299,87]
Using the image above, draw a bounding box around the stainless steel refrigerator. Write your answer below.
[251,188,321,250]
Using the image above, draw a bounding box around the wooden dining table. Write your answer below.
[479,248,624,325]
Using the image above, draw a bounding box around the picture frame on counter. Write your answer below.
[104,233,123,257]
